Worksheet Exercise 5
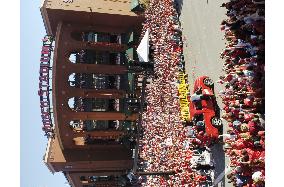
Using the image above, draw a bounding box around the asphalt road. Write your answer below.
[177,0,232,186]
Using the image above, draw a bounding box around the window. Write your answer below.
[97,33,110,43]
[85,120,119,131]
[87,32,97,42]
[91,98,108,111]
[68,73,121,89]
[84,50,96,64]
[68,73,76,87]
[71,31,120,44]
[68,97,119,112]
[68,50,118,65]
[87,120,107,131]
[93,75,118,89]
[69,53,77,63]
[68,51,86,63]
[89,175,128,185]
[93,76,107,89]
[80,176,88,184]
[68,97,84,111]
[68,97,75,109]
[96,51,110,64]
[70,120,120,132]
[70,120,83,130]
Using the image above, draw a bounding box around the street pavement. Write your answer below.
[177,0,232,186]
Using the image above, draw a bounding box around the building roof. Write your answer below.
[40,0,143,35]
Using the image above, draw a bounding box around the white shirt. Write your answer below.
[221,134,237,140]
[190,93,201,102]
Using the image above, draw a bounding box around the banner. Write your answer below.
[178,72,190,122]
[176,57,191,122]
[38,35,54,138]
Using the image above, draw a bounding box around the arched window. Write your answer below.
[70,120,122,132]
[68,96,121,112]
[68,97,84,111]
[68,51,86,63]
[69,120,84,133]
[69,53,76,63]
[71,31,120,43]
[68,73,122,89]
[68,50,121,65]
[68,73,76,87]
[68,97,75,109]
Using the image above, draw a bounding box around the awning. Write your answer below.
[131,0,140,10]
[136,29,150,62]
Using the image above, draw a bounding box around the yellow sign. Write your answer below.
[177,72,191,122]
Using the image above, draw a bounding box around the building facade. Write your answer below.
[40,0,144,186]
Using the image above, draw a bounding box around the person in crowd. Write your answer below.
[218,0,265,185]
[131,0,265,186]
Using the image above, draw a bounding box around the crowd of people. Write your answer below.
[218,0,265,186]
[136,0,214,186]
[135,0,265,186]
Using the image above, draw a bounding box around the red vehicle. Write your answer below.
[193,76,215,95]
[189,76,222,139]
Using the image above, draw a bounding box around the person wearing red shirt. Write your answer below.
[244,113,255,122]
[248,120,258,135]
[225,74,234,82]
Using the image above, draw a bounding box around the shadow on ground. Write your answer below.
[211,143,225,187]
[175,0,184,16]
